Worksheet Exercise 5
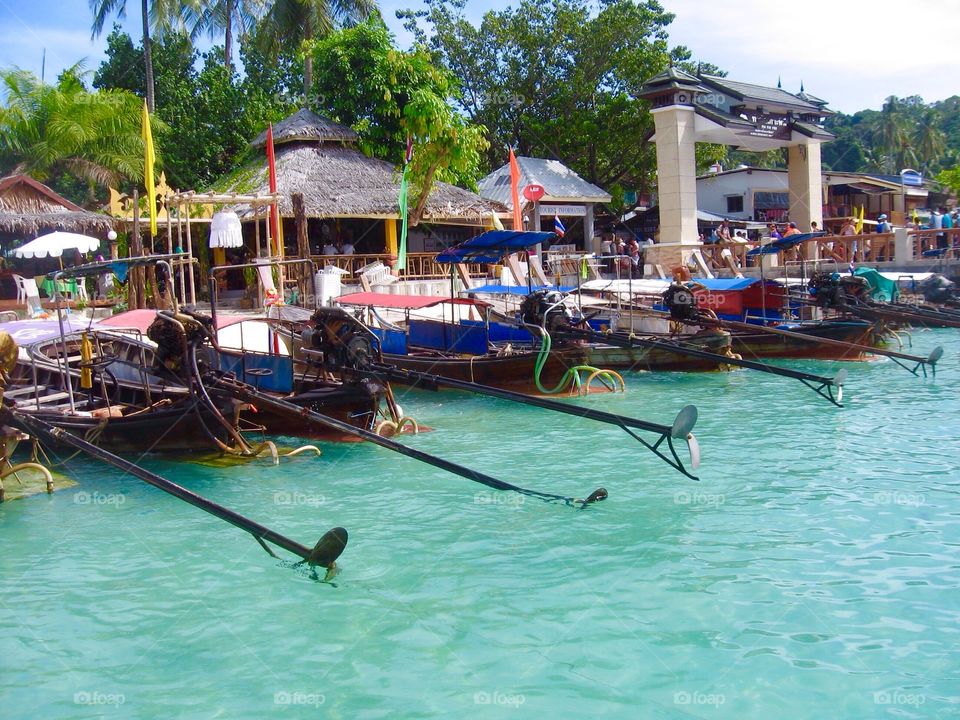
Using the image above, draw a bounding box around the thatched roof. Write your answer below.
[0,174,116,235]
[250,109,359,149]
[219,142,505,222]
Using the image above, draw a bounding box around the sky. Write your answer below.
[1,0,958,114]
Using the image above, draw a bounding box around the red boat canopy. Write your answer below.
[335,292,488,310]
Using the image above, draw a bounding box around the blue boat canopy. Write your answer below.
[687,277,759,291]
[747,232,824,256]
[435,230,556,264]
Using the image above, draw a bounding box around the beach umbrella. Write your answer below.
[14,231,101,259]
[209,211,244,248]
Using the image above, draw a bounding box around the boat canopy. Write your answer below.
[0,318,96,347]
[747,232,824,256]
[336,292,489,310]
[688,277,759,291]
[435,230,556,264]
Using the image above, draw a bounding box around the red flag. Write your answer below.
[267,123,280,254]
[509,147,523,230]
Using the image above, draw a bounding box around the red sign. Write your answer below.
[523,184,545,201]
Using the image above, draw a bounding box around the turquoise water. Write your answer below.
[2,330,959,718]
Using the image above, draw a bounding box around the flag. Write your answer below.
[141,101,157,237]
[911,208,919,225]
[491,212,504,231]
[509,147,523,230]
[394,137,414,273]
[266,123,280,255]
[553,215,566,238]
[580,256,588,280]
[854,205,864,234]
[849,260,856,275]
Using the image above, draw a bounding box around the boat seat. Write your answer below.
[32,392,72,405]
[3,385,49,399]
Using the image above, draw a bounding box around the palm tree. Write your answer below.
[912,109,945,172]
[0,66,148,189]
[256,0,377,99]
[187,0,266,73]
[90,0,193,111]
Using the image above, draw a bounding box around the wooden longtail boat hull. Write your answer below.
[730,321,881,360]
[585,332,733,372]
[383,346,593,392]
[4,397,231,454]
[848,303,960,329]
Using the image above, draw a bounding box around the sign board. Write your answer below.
[523,184,546,201]
[900,169,923,187]
[624,190,638,206]
[539,204,586,217]
[739,112,791,141]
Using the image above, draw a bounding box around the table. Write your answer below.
[38,277,79,299]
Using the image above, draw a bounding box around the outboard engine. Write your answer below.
[147,311,215,373]
[918,274,958,306]
[520,290,575,333]
[661,281,699,322]
[302,307,378,371]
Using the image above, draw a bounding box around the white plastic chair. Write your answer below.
[11,274,26,304]
[21,278,45,318]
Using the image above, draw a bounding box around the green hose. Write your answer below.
[533,327,624,395]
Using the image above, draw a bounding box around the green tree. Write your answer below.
[187,0,266,72]
[95,29,293,190]
[90,0,194,111]
[912,109,945,173]
[308,18,488,222]
[935,166,960,196]
[397,0,706,198]
[254,0,377,100]
[0,65,147,199]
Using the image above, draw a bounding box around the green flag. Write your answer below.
[394,138,413,273]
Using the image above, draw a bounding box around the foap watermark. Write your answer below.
[273,491,326,508]
[474,690,526,708]
[273,91,328,108]
[674,490,725,508]
[873,491,925,507]
[74,691,125,707]
[674,690,725,708]
[478,90,527,108]
[274,691,326,708]
[474,490,525,508]
[74,491,126,507]
[873,690,925,707]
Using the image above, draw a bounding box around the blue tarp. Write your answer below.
[435,230,556,264]
[687,277,759,291]
[467,283,576,296]
[461,319,535,343]
[747,232,825,256]
[370,327,408,355]
[408,319,489,355]
[217,351,294,393]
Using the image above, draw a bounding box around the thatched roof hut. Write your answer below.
[0,174,116,236]
[218,110,504,223]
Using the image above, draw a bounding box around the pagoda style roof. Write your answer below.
[699,75,831,115]
[478,156,611,211]
[637,66,706,98]
[250,108,359,149]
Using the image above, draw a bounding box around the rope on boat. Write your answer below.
[533,327,624,396]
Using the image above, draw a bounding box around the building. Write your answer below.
[0,173,115,244]
[637,68,833,266]
[478,156,611,250]
[696,167,930,227]
[215,109,505,258]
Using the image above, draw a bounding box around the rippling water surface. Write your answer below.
[2,329,959,718]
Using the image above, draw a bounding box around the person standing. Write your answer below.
[932,208,945,249]
[717,220,732,243]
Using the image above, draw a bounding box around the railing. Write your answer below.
[907,228,960,260]
[308,252,485,282]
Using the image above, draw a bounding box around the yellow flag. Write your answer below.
[854,205,864,234]
[141,101,157,237]
[491,212,504,231]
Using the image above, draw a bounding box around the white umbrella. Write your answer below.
[209,211,244,248]
[14,231,101,259]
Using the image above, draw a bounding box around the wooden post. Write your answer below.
[184,200,195,305]
[130,189,145,310]
[293,193,309,300]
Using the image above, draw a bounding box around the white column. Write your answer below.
[648,104,700,268]
[788,142,824,261]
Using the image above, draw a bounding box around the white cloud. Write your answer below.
[665,0,960,112]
